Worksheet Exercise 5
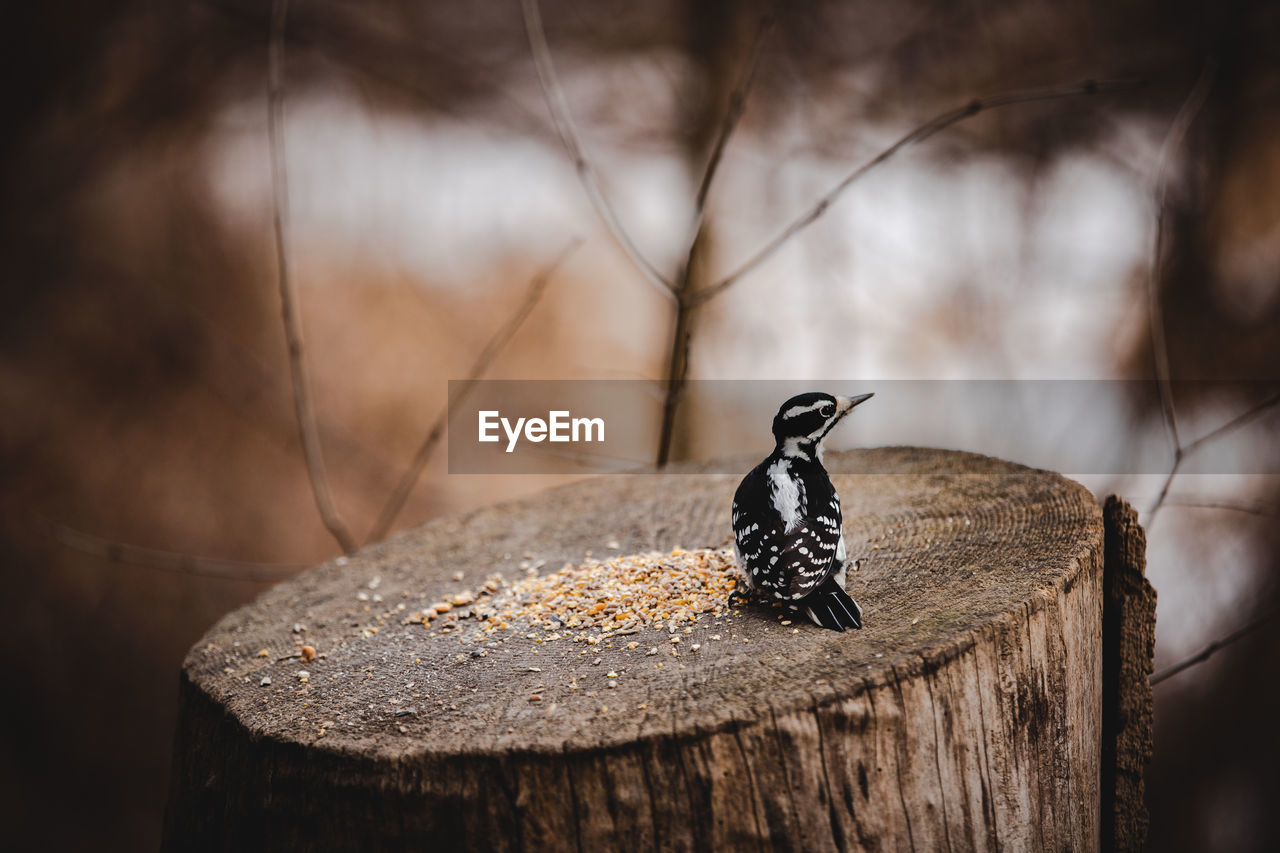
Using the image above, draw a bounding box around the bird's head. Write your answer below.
[771,391,873,459]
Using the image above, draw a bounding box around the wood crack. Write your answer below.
[559,742,586,853]
[732,725,768,851]
[969,635,1001,850]
[922,658,954,851]
[871,684,915,850]
[636,742,663,850]
[767,704,806,848]
[1024,604,1049,850]
[807,690,849,853]
[494,756,525,851]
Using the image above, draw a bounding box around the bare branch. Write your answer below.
[1142,63,1217,527]
[366,238,583,543]
[655,287,695,467]
[656,11,777,467]
[1145,452,1184,524]
[1182,389,1280,456]
[1151,609,1277,685]
[269,0,358,554]
[1146,389,1280,524]
[691,77,1140,307]
[46,518,305,582]
[688,8,775,246]
[1147,61,1217,462]
[521,0,674,299]
[1165,498,1280,518]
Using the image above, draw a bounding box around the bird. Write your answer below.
[730,391,873,631]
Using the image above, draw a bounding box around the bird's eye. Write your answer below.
[820,403,835,417]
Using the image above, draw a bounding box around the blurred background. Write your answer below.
[2,0,1278,849]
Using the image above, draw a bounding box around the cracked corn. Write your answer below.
[415,549,737,646]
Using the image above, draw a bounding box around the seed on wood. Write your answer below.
[422,549,738,650]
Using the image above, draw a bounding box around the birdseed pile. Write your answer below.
[406,548,741,646]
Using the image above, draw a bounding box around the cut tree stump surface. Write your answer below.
[167,446,1106,851]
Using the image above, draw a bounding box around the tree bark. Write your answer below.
[1100,496,1156,852]
[165,447,1118,851]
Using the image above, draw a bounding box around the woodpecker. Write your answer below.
[731,391,873,631]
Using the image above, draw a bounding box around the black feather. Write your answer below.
[802,578,863,631]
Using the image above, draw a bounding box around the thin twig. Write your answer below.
[1182,389,1280,456]
[521,0,674,299]
[1151,609,1277,685]
[691,77,1139,307]
[269,0,358,554]
[1146,452,1184,521]
[366,238,583,542]
[1145,61,1216,525]
[688,7,775,246]
[656,7,778,467]
[1146,389,1280,523]
[47,519,305,582]
[655,286,695,467]
[1165,498,1280,518]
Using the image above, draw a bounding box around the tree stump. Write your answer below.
[165,447,1123,851]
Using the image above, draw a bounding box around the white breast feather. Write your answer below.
[767,459,803,532]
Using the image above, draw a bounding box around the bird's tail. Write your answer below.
[803,579,863,631]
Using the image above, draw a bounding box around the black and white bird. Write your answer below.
[731,391,873,631]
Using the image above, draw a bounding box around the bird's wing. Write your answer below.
[733,503,843,600]
[774,511,844,600]
[731,501,772,577]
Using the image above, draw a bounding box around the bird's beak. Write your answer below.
[836,393,874,417]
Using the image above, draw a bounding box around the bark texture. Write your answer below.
[165,447,1109,851]
[1100,496,1156,852]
